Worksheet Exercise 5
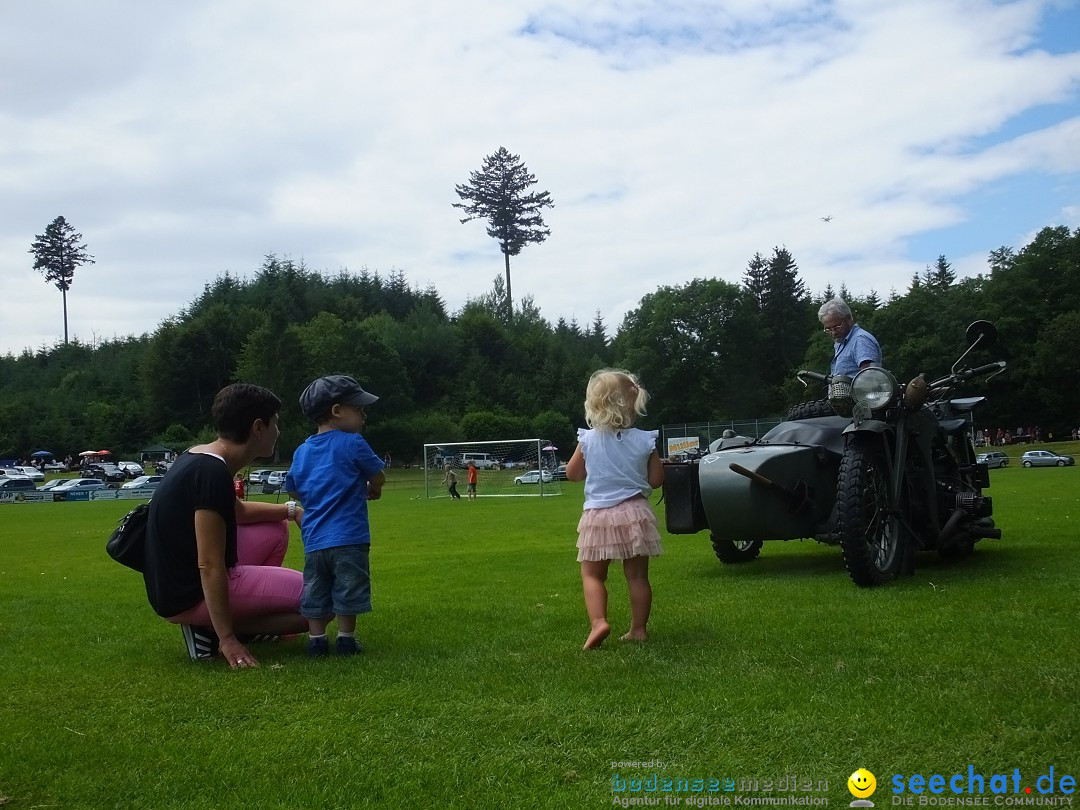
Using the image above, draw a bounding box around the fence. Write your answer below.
[660,419,783,457]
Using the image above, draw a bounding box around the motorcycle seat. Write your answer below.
[947,396,986,412]
[938,418,968,433]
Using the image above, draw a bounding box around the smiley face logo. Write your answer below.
[848,769,877,799]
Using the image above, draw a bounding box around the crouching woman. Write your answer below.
[142,383,307,668]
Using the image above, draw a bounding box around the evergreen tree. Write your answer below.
[743,252,768,311]
[930,254,956,287]
[29,215,96,344]
[453,147,554,319]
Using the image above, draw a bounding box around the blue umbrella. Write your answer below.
[31,450,53,458]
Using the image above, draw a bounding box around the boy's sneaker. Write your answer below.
[307,636,329,658]
[181,625,219,661]
[335,636,362,656]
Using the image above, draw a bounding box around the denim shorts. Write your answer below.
[301,543,371,618]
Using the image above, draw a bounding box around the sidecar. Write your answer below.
[663,415,848,562]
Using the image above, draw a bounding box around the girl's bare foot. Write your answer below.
[620,629,648,642]
[583,620,611,650]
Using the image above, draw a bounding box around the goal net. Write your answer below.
[422,439,564,498]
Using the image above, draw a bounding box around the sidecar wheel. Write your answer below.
[786,399,836,420]
[711,535,762,563]
[837,437,905,586]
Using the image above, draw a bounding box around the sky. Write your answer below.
[1,0,1078,356]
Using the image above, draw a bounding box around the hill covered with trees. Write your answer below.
[1,225,1077,462]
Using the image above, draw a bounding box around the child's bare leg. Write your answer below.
[336,615,357,634]
[621,556,651,641]
[580,559,611,649]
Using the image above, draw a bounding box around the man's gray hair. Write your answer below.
[818,297,853,323]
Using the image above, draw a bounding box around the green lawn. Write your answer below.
[1,463,1077,809]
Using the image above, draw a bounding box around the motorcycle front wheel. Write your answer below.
[837,436,905,586]
[710,535,763,563]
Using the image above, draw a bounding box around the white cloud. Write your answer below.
[1,0,1078,354]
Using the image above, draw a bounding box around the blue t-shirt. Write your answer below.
[286,430,385,552]
[831,324,882,377]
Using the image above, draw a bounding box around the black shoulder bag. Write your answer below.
[106,503,150,572]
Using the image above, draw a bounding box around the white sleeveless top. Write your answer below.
[577,427,658,509]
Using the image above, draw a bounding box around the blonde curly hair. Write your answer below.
[583,368,650,430]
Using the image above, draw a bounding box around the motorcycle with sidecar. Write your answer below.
[663,321,1006,586]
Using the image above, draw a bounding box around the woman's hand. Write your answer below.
[220,635,258,669]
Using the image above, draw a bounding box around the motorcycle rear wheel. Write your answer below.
[710,535,763,563]
[837,436,905,586]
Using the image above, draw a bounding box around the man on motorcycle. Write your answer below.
[819,297,881,376]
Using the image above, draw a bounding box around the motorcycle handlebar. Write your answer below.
[930,360,1006,388]
[796,370,829,386]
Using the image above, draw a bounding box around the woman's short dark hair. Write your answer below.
[212,384,282,442]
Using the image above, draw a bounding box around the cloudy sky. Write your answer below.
[2,0,1078,356]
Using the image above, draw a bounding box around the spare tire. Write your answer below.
[786,399,836,420]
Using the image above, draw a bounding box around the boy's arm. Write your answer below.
[368,470,386,500]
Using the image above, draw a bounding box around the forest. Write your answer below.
[1,225,1077,463]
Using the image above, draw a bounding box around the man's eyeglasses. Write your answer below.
[823,323,846,333]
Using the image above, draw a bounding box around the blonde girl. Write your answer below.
[565,369,665,650]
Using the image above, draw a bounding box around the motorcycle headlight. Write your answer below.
[851,367,898,412]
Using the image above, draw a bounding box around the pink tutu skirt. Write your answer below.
[577,496,664,562]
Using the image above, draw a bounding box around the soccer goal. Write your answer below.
[422,439,564,498]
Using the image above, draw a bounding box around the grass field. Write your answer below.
[1,458,1078,809]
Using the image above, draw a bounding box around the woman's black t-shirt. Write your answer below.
[143,452,237,618]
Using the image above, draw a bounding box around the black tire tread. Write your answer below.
[837,436,905,586]
[786,399,836,421]
[711,535,763,563]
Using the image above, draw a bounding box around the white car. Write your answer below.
[248,469,274,484]
[118,461,145,477]
[15,466,45,482]
[121,475,164,490]
[514,469,554,485]
[52,478,108,492]
[266,470,290,486]
[0,468,31,481]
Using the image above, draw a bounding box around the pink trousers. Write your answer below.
[167,521,304,625]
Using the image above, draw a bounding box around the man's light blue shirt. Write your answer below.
[831,324,882,377]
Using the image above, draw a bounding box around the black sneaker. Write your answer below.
[307,636,329,658]
[335,636,362,656]
[181,625,219,661]
[237,633,280,644]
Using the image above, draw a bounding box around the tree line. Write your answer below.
[1,225,1077,463]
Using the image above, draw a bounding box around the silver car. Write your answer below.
[976,451,1009,469]
[1020,450,1075,468]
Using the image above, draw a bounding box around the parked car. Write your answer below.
[43,461,67,471]
[0,478,37,492]
[12,466,45,481]
[53,478,108,492]
[976,451,1009,469]
[87,463,127,483]
[266,470,290,487]
[117,461,145,477]
[248,469,274,484]
[553,464,569,480]
[121,475,164,490]
[1020,450,1075,468]
[514,469,554,485]
[39,479,69,491]
[0,468,31,480]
